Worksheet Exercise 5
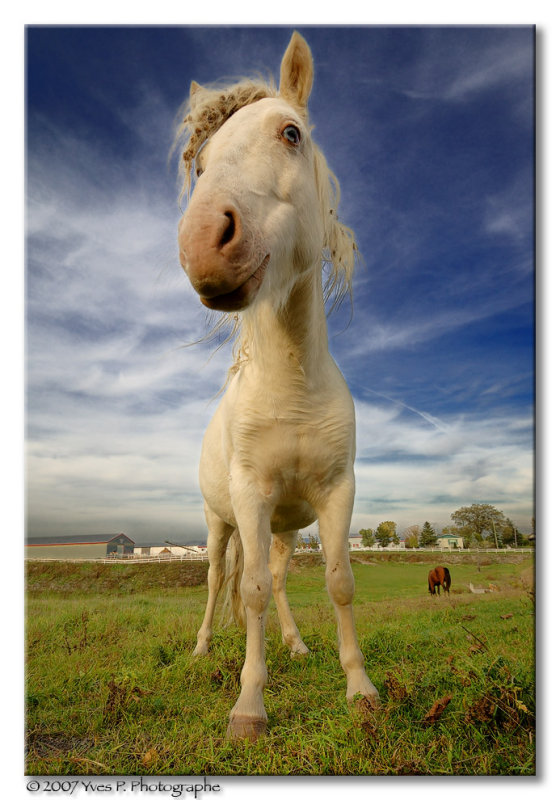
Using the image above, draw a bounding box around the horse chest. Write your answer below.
[231,409,352,493]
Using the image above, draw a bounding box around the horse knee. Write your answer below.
[326,562,354,606]
[240,566,272,612]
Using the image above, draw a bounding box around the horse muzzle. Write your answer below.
[179,198,268,311]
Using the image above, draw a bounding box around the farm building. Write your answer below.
[348,534,405,551]
[133,543,207,557]
[25,533,135,560]
[436,533,464,549]
[348,534,362,550]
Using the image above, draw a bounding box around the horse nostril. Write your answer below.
[219,210,237,249]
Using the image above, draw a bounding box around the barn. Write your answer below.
[25,533,135,560]
[133,543,208,558]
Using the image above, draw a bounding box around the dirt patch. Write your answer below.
[423,695,452,725]
[27,733,95,758]
[384,672,409,702]
[288,553,324,571]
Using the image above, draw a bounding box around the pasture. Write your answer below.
[26,552,535,776]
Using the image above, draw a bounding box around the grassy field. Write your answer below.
[25,552,535,776]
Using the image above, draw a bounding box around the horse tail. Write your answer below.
[444,567,451,589]
[222,528,246,628]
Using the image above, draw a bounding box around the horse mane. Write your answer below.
[174,75,359,374]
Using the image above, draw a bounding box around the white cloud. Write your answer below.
[25,125,236,542]
[353,398,533,531]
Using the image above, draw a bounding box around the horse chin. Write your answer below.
[200,255,269,312]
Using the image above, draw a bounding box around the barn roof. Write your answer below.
[26,533,135,546]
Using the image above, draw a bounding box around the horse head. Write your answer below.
[177,33,355,315]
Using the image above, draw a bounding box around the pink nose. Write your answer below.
[179,200,247,299]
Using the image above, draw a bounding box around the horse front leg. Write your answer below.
[317,477,380,707]
[193,504,234,656]
[269,531,309,656]
[226,475,272,741]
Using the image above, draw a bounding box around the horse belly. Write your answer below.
[270,500,317,532]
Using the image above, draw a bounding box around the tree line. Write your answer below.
[358,504,533,549]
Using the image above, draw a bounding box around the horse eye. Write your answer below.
[282,125,301,145]
[196,166,204,178]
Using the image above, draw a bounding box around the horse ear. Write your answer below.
[190,80,203,109]
[279,32,314,109]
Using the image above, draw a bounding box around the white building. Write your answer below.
[133,543,207,557]
[348,534,405,551]
[436,533,464,549]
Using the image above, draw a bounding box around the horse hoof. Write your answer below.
[227,715,267,742]
[290,642,310,658]
[348,686,381,710]
[192,642,209,657]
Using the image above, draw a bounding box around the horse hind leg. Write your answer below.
[193,504,234,656]
[269,531,309,656]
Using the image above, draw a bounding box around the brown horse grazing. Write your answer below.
[428,566,451,595]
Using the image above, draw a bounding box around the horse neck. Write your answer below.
[240,264,330,385]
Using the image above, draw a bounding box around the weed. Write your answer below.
[62,611,89,655]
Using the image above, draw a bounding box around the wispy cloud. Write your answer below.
[26,120,234,541]
[353,397,533,529]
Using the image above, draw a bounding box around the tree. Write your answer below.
[451,503,506,544]
[375,521,396,548]
[420,522,438,547]
[403,524,420,549]
[359,528,374,548]
[308,533,320,551]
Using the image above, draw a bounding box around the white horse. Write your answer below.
[176,31,380,741]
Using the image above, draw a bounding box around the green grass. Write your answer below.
[25,553,535,776]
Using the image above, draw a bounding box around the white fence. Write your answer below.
[301,547,533,555]
[28,552,209,564]
[391,547,533,554]
[27,547,533,564]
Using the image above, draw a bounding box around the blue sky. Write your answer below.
[25,25,535,544]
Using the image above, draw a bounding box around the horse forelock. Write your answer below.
[176,78,276,200]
